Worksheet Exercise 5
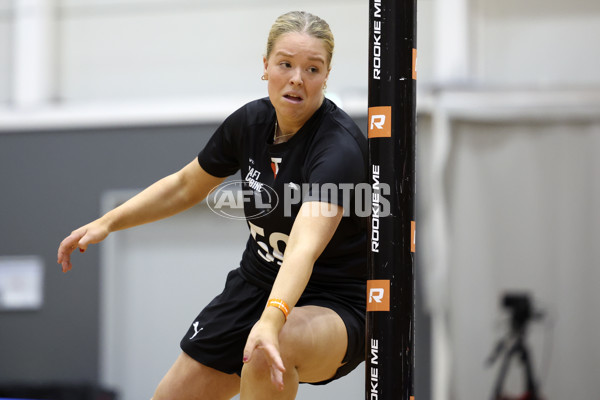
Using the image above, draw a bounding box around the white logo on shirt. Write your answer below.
[189,321,203,339]
[271,157,282,179]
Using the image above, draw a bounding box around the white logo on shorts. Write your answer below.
[190,321,203,339]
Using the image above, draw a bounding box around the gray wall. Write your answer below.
[0,123,213,383]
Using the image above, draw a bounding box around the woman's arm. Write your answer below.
[265,202,343,315]
[57,160,225,272]
[242,201,343,389]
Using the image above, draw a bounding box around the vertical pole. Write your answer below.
[366,0,417,399]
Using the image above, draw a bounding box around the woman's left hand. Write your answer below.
[243,315,287,391]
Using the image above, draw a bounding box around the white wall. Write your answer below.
[0,0,437,109]
[0,0,599,107]
[472,0,600,86]
[57,0,369,104]
[0,0,11,105]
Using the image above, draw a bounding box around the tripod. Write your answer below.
[488,293,543,400]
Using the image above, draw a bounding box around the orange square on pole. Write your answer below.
[412,48,417,80]
[368,106,392,138]
[411,221,416,253]
[367,280,390,311]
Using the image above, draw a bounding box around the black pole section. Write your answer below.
[366,0,417,399]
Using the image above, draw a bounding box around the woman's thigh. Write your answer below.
[279,305,349,383]
[153,352,240,400]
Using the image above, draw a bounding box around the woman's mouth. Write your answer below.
[283,93,303,104]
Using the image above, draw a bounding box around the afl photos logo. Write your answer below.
[206,179,278,220]
[368,106,392,138]
[367,280,390,312]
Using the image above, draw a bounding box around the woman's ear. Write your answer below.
[263,56,269,76]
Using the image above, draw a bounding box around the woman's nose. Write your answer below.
[290,68,303,86]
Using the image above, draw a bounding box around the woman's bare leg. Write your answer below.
[153,352,240,400]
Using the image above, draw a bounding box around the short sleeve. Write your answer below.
[197,108,244,177]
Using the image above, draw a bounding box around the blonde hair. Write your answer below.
[266,11,334,67]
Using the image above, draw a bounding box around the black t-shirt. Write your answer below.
[198,97,367,303]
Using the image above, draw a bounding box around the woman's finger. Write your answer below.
[261,342,285,374]
[57,228,89,272]
[57,236,77,271]
[242,336,257,363]
[270,364,285,391]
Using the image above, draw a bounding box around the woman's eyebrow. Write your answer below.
[274,51,325,64]
[275,50,294,58]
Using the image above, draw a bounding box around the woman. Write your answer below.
[57,11,367,400]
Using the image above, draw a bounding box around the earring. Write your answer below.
[261,74,268,81]
[323,82,327,90]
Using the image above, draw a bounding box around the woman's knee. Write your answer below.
[241,328,302,384]
[278,306,348,382]
[279,306,345,355]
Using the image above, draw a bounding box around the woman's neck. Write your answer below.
[273,97,324,143]
[273,120,297,144]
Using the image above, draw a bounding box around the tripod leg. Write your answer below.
[517,341,540,400]
[491,343,518,400]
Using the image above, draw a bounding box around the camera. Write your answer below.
[489,292,545,399]
[502,293,534,331]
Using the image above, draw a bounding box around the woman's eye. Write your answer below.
[280,62,291,68]
[308,67,319,73]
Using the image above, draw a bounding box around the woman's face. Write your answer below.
[263,32,330,131]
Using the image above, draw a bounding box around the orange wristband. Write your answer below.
[267,298,290,321]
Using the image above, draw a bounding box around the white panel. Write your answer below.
[416,0,435,87]
[100,192,364,400]
[53,0,441,104]
[58,1,368,103]
[60,0,353,8]
[476,0,600,86]
[481,0,600,17]
[0,256,44,311]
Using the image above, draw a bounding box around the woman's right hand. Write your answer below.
[57,220,110,273]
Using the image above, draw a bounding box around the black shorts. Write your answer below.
[180,268,365,385]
